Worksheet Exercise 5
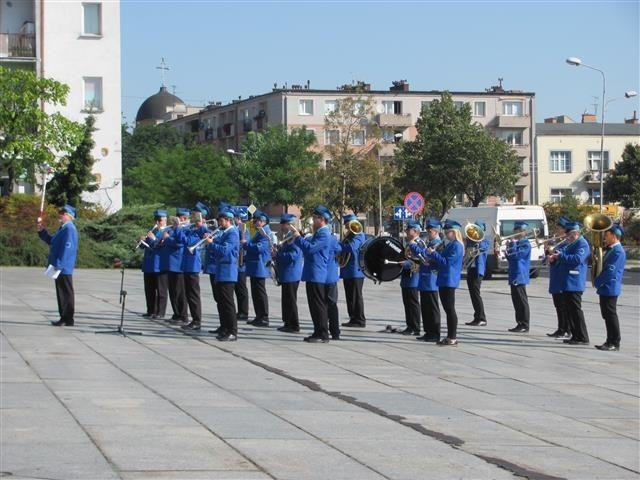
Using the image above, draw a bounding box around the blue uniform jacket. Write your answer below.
[339,232,365,279]
[400,260,419,289]
[203,241,217,275]
[244,226,273,278]
[295,225,331,283]
[326,234,341,284]
[595,243,626,297]
[159,227,184,273]
[180,226,209,274]
[210,226,239,282]
[38,221,78,275]
[466,238,489,277]
[548,244,565,294]
[428,240,463,288]
[506,238,531,285]
[556,236,590,292]
[410,237,441,292]
[275,239,303,283]
[140,227,162,273]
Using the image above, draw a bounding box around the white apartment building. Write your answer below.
[0,0,122,211]
[163,80,536,205]
[536,114,640,205]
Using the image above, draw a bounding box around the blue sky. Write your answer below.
[121,1,640,127]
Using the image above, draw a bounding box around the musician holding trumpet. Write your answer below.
[545,217,571,339]
[139,208,168,319]
[275,214,303,333]
[506,221,532,333]
[399,221,423,336]
[244,210,273,327]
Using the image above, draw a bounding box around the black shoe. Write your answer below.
[303,335,329,343]
[466,320,487,326]
[51,319,74,326]
[181,322,201,331]
[546,330,561,337]
[152,314,165,319]
[141,313,152,318]
[417,335,440,342]
[437,338,458,346]
[169,318,187,325]
[217,334,237,342]
[250,319,270,327]
[595,343,619,351]
[557,332,571,339]
[331,335,340,340]
[236,315,248,321]
[278,326,300,333]
[400,328,418,335]
[563,338,589,345]
[508,326,529,333]
[209,327,223,335]
[341,322,365,328]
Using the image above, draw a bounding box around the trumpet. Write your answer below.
[135,224,169,250]
[494,227,540,248]
[537,234,569,252]
[187,228,220,255]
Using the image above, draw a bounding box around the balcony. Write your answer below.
[497,114,530,128]
[511,144,530,157]
[583,171,609,183]
[375,113,413,127]
[0,33,36,58]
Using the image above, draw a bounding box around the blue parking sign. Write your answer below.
[393,206,413,220]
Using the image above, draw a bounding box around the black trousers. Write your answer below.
[439,287,458,339]
[420,290,441,338]
[250,277,269,321]
[466,268,486,323]
[326,282,340,337]
[306,282,328,339]
[281,281,300,329]
[402,287,420,332]
[563,291,589,342]
[214,282,236,336]
[343,277,366,325]
[510,284,530,329]
[235,271,249,318]
[55,274,74,323]
[168,272,187,320]
[552,292,570,335]
[155,273,168,318]
[183,273,202,324]
[599,295,620,347]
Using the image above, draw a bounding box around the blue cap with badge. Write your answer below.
[563,220,581,232]
[252,210,270,223]
[425,218,441,230]
[176,207,191,217]
[406,221,422,232]
[557,216,570,227]
[194,201,211,218]
[154,208,167,218]
[514,221,529,231]
[217,209,234,219]
[609,222,624,237]
[342,213,357,224]
[313,204,332,220]
[60,204,76,218]
[443,219,462,230]
[280,213,297,224]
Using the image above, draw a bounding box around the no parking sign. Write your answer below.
[404,192,425,215]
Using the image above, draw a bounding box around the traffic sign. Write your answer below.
[393,206,413,220]
[404,191,425,214]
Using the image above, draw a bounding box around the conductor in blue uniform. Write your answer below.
[38,204,79,326]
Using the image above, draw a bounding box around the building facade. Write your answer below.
[164,81,536,205]
[1,0,122,211]
[535,116,640,205]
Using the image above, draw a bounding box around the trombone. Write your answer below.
[494,227,540,248]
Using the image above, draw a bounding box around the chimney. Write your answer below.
[390,80,409,92]
[544,117,558,124]
[625,110,639,124]
[581,113,597,123]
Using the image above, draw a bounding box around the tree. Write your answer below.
[122,123,194,171]
[0,66,84,195]
[605,143,640,208]
[229,125,322,211]
[125,144,238,206]
[46,115,99,206]
[394,92,521,216]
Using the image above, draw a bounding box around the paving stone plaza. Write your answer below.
[1,266,639,479]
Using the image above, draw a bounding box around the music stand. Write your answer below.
[96,259,143,337]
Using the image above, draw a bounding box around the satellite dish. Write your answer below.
[579,191,590,202]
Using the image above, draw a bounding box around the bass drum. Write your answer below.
[358,236,406,283]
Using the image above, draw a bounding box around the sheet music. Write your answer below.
[44,264,61,279]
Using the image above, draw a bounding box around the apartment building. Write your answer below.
[536,114,640,205]
[163,80,536,205]
[0,0,122,211]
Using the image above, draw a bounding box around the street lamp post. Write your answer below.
[566,57,607,212]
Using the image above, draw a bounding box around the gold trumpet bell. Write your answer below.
[584,214,613,232]
[464,223,484,242]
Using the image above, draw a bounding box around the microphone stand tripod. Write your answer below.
[96,259,143,337]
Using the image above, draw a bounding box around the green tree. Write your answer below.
[0,66,83,195]
[230,125,322,211]
[125,144,238,206]
[46,115,99,206]
[122,123,194,171]
[605,143,640,208]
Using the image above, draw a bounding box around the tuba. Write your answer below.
[338,219,364,268]
[584,213,613,285]
[462,223,485,270]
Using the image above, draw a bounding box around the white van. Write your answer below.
[442,206,549,279]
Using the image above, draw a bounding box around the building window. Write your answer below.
[324,100,337,115]
[550,188,573,203]
[83,77,102,111]
[453,101,465,111]
[549,151,571,173]
[381,101,403,114]
[298,99,313,116]
[503,101,523,116]
[351,130,365,146]
[82,3,102,36]
[500,130,523,145]
[587,150,610,172]
[473,101,486,117]
[587,188,602,205]
[381,129,396,142]
[324,129,340,145]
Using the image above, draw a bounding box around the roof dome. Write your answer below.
[135,86,186,123]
